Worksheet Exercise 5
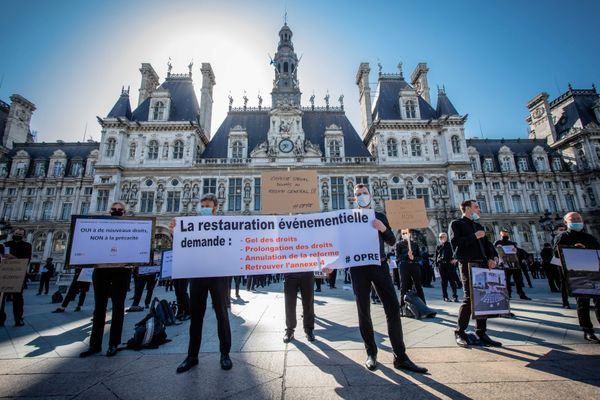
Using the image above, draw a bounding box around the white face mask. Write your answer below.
[357,194,371,207]
[439,239,446,244]
[402,234,410,241]
[471,212,480,221]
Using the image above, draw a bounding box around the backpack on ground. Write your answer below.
[153,298,177,326]
[51,290,63,304]
[126,298,170,350]
[403,290,437,319]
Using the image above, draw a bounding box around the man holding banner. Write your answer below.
[0,228,32,327]
[344,184,427,373]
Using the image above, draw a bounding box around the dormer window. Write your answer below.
[329,140,341,157]
[34,161,45,177]
[153,101,166,120]
[552,158,562,171]
[518,158,528,172]
[483,158,494,172]
[451,135,461,153]
[71,162,82,177]
[231,141,244,158]
[405,100,416,119]
[105,138,116,157]
[535,156,547,171]
[148,140,159,160]
[15,161,26,177]
[470,157,478,172]
[500,156,512,172]
[173,140,184,159]
[411,138,421,157]
[53,161,63,177]
[387,138,398,157]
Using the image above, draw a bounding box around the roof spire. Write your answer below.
[167,58,172,77]
[397,62,403,79]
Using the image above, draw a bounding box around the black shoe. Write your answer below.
[74,306,81,312]
[315,289,321,292]
[394,357,428,374]
[563,303,571,309]
[52,308,65,313]
[106,346,118,357]
[452,295,459,302]
[80,348,101,358]
[14,319,24,327]
[365,355,377,371]
[305,330,315,342]
[519,295,532,300]
[176,356,199,373]
[283,329,294,343]
[455,332,469,348]
[584,332,600,344]
[443,297,450,302]
[478,332,502,347]
[127,306,144,312]
[220,354,233,370]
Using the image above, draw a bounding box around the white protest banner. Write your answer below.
[172,209,380,279]
[160,250,173,279]
[78,268,94,283]
[66,216,155,266]
[0,259,29,292]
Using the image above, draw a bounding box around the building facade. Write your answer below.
[1,23,599,271]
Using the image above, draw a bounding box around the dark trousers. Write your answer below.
[543,263,560,292]
[61,274,90,309]
[350,264,407,360]
[328,269,337,288]
[315,278,322,291]
[422,264,433,287]
[132,273,157,307]
[284,272,315,331]
[0,292,24,323]
[456,262,487,334]
[399,262,425,306]
[521,268,533,288]
[187,277,231,357]
[392,268,401,290]
[577,297,600,333]
[90,268,131,349]
[505,269,525,297]
[230,276,241,296]
[38,273,51,294]
[174,279,190,316]
[439,262,458,299]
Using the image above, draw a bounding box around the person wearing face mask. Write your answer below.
[553,212,600,343]
[80,202,132,358]
[0,228,32,327]
[494,229,531,301]
[173,193,232,373]
[396,229,426,308]
[449,199,502,348]
[436,232,458,302]
[329,184,426,373]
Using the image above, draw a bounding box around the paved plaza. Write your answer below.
[1,276,599,399]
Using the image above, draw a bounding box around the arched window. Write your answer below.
[147,140,159,160]
[173,140,184,159]
[404,100,416,119]
[152,101,165,120]
[451,135,461,153]
[52,231,67,253]
[105,138,116,157]
[329,140,341,157]
[232,141,244,159]
[387,138,398,157]
[401,140,408,156]
[129,142,136,159]
[432,140,440,156]
[411,138,421,157]
[34,233,47,252]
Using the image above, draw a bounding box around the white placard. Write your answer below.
[550,257,562,266]
[138,266,160,275]
[77,268,94,283]
[501,245,517,255]
[172,209,381,279]
[161,250,173,279]
[67,217,154,266]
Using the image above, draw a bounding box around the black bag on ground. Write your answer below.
[51,290,63,304]
[154,298,177,326]
[126,298,170,350]
[404,290,437,319]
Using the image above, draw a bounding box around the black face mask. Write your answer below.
[110,209,124,217]
[12,235,23,241]
[501,235,509,241]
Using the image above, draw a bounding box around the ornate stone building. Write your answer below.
[1,23,599,271]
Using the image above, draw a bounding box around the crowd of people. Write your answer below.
[1,189,599,376]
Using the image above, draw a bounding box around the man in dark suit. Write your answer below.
[449,199,502,348]
[396,229,426,307]
[38,257,55,295]
[436,232,458,302]
[553,212,600,343]
[494,229,531,300]
[283,270,315,343]
[0,228,32,327]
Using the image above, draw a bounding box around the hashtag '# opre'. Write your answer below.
[345,256,351,263]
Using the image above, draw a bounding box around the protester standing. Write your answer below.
[52,267,90,313]
[0,228,32,327]
[436,232,458,302]
[37,257,55,295]
[396,229,426,307]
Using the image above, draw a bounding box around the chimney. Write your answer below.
[138,63,159,107]
[199,63,216,138]
[411,63,431,104]
[356,63,372,138]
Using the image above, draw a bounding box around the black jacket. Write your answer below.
[553,229,600,256]
[449,216,496,262]
[435,241,453,265]
[372,211,396,264]
[5,239,32,261]
[396,239,421,264]
[540,247,554,264]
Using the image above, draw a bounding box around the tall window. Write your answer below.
[147,140,159,160]
[166,191,180,213]
[228,178,242,211]
[203,178,217,194]
[458,185,470,202]
[404,100,416,118]
[52,232,67,253]
[129,143,136,159]
[231,141,244,159]
[53,162,63,177]
[387,138,398,157]
[512,195,523,212]
[2,204,13,220]
[477,195,488,214]
[329,140,341,157]
[552,158,562,171]
[41,201,53,220]
[530,194,540,213]
[547,194,558,213]
[518,158,528,172]
[254,178,261,211]
[451,135,461,153]
[34,162,45,177]
[390,188,404,200]
[470,157,478,172]
[416,188,430,208]
[96,190,109,212]
[565,194,576,211]
[536,156,546,171]
[432,140,440,156]
[152,101,165,120]
[22,202,33,220]
[140,192,154,213]
[411,138,421,157]
[34,233,47,252]
[105,138,116,157]
[71,162,82,177]
[500,156,512,172]
[355,176,369,191]
[483,158,494,172]
[494,195,505,213]
[331,177,345,210]
[173,140,184,159]
[61,203,72,220]
[80,202,90,215]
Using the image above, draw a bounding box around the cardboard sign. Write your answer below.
[384,199,429,230]
[261,170,319,214]
[0,259,29,292]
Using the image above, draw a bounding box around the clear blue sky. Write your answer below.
[1,0,598,142]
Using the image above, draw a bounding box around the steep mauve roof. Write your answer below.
[131,76,201,122]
